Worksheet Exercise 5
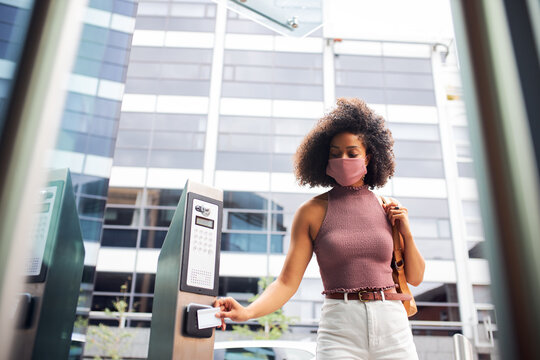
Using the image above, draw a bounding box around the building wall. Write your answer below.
[92,0,496,356]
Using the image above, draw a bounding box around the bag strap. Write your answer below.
[380,196,405,271]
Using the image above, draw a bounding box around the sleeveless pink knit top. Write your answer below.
[314,185,395,294]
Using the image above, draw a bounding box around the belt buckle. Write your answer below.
[358,290,370,302]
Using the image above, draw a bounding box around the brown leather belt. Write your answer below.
[325,290,412,302]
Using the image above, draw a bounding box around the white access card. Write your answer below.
[197,307,221,329]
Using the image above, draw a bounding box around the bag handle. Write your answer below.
[380,196,405,271]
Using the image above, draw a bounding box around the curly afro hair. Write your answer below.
[294,98,395,189]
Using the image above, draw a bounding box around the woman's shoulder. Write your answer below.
[295,191,329,221]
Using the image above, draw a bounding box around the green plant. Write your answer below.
[85,283,133,360]
[232,277,298,340]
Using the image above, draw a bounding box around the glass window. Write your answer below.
[116,129,151,148]
[227,212,268,231]
[148,150,204,169]
[215,152,271,171]
[100,62,126,82]
[94,97,121,119]
[78,196,107,218]
[78,41,106,61]
[94,272,132,292]
[91,295,119,312]
[113,148,149,167]
[395,159,445,178]
[146,189,183,206]
[218,276,259,297]
[104,207,140,226]
[133,296,153,313]
[135,273,156,294]
[73,57,101,78]
[152,132,205,150]
[0,2,35,137]
[107,187,144,205]
[140,229,167,248]
[271,213,286,231]
[221,233,267,253]
[144,208,175,227]
[101,229,137,247]
[224,191,268,210]
[80,177,109,197]
[87,134,116,157]
[394,140,443,160]
[218,134,272,153]
[219,116,272,134]
[107,29,132,49]
[80,219,103,241]
[113,0,137,16]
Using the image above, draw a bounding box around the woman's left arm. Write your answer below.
[383,198,425,286]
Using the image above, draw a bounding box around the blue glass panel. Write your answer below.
[140,230,167,248]
[221,233,267,253]
[113,0,138,17]
[81,25,109,45]
[73,57,101,78]
[78,41,106,61]
[101,229,137,247]
[100,62,126,82]
[271,234,283,253]
[89,0,114,12]
[80,219,103,241]
[65,93,96,115]
[223,191,268,210]
[105,208,140,226]
[0,2,35,137]
[78,196,107,218]
[81,177,109,197]
[104,46,129,65]
[228,212,267,231]
[108,29,132,49]
[144,208,175,227]
[55,129,88,153]
[94,97,120,119]
[87,134,116,157]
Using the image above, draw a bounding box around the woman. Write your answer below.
[215,98,425,359]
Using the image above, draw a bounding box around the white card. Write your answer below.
[197,307,221,329]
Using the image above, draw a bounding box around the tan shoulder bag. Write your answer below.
[381,196,418,317]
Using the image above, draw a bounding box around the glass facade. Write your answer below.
[42,0,139,356]
[0,0,35,138]
[83,0,498,358]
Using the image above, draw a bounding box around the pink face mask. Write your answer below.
[326,158,367,186]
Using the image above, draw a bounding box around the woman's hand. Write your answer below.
[383,198,412,238]
[213,297,250,330]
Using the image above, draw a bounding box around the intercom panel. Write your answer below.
[26,183,61,282]
[180,192,222,296]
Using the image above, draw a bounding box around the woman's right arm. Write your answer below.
[214,200,317,328]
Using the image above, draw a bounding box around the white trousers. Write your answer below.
[316,298,419,360]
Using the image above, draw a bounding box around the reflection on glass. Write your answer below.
[227,212,267,230]
[0,1,35,137]
[94,272,132,292]
[78,196,107,218]
[104,208,140,226]
[101,229,137,247]
[135,273,155,294]
[144,208,175,227]
[221,233,282,253]
[107,187,144,205]
[140,229,167,248]
[146,188,183,206]
[224,191,268,209]
[133,296,153,313]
